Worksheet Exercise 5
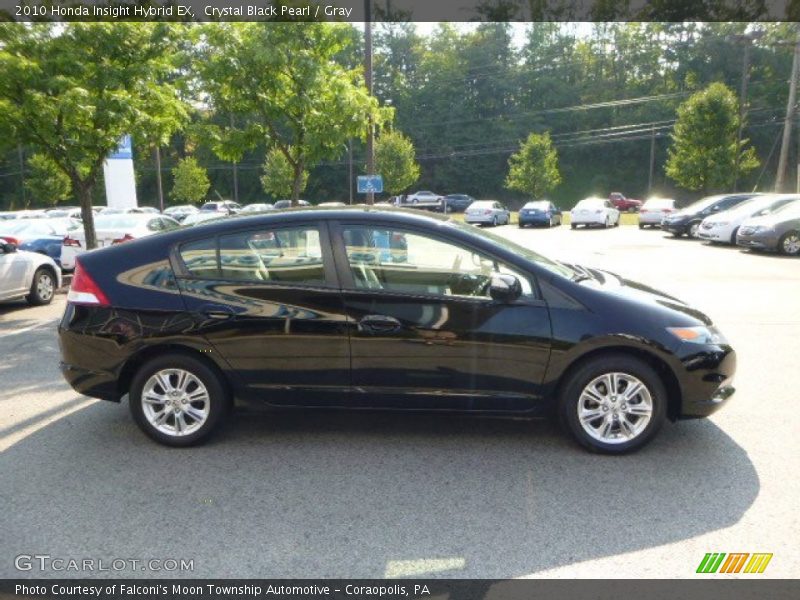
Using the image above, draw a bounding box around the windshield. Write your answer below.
[449,220,574,278]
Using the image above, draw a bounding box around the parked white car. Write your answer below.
[400,191,444,210]
[570,197,620,229]
[698,194,800,244]
[0,241,61,305]
[638,197,677,228]
[464,200,511,226]
[61,213,180,270]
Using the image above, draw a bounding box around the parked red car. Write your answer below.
[609,192,643,212]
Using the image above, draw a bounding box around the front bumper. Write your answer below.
[697,226,731,242]
[661,219,691,234]
[736,231,779,251]
[677,344,737,418]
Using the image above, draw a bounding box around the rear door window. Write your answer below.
[179,226,327,286]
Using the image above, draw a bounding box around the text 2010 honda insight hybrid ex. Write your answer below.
[58,207,736,453]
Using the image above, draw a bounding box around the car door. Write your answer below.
[331,221,552,412]
[0,246,30,300]
[174,221,351,406]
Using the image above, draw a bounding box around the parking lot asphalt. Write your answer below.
[1,225,798,579]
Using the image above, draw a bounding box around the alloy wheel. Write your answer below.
[781,232,800,255]
[577,372,653,444]
[141,369,210,437]
[37,272,54,301]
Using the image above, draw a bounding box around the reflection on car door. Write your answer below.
[0,250,29,300]
[332,222,552,412]
[175,222,351,406]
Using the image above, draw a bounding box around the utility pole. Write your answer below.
[17,145,27,208]
[154,147,164,212]
[230,114,239,204]
[776,25,800,192]
[348,139,354,204]
[728,31,763,191]
[648,125,656,194]
[364,0,375,205]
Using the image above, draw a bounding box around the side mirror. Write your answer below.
[489,273,522,303]
[2,242,17,254]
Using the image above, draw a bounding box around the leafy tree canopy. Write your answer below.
[505,132,562,199]
[374,130,420,195]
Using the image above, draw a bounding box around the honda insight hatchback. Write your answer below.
[58,208,736,453]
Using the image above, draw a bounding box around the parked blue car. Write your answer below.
[0,218,77,269]
[518,200,563,228]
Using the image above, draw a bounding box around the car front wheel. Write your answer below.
[129,354,229,447]
[559,354,667,454]
[688,221,701,239]
[27,267,55,306]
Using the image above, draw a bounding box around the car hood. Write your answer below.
[575,267,712,326]
[741,211,799,228]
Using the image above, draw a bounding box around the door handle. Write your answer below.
[358,314,402,335]
[204,311,233,320]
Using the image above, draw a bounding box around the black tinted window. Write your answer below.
[180,238,218,278]
[218,227,325,285]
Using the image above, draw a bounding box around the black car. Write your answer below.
[59,208,736,453]
[661,193,759,238]
[442,194,475,213]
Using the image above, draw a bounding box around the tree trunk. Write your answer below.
[75,181,98,250]
[290,160,304,207]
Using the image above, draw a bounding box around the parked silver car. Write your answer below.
[736,200,800,256]
[638,197,677,228]
[464,200,511,226]
[0,242,61,305]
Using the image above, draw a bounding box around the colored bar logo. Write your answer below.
[697,553,773,574]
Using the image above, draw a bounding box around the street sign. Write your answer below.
[357,175,383,194]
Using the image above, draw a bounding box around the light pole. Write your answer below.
[776,25,800,192]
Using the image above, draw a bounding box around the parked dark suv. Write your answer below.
[661,193,759,238]
[59,208,736,453]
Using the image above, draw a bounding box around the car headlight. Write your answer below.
[751,225,772,233]
[712,221,728,227]
[667,325,727,345]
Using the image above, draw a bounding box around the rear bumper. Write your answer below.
[59,361,119,402]
[519,214,552,225]
[465,215,496,224]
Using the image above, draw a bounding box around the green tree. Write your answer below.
[25,154,71,206]
[198,23,386,206]
[0,23,188,248]
[374,130,420,194]
[171,157,210,204]
[505,132,562,199]
[666,82,759,193]
[260,148,308,199]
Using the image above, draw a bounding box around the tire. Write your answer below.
[518,223,526,229]
[688,221,701,239]
[558,354,667,454]
[639,223,645,230]
[26,267,55,306]
[492,216,498,227]
[129,353,230,447]
[571,223,577,230]
[779,231,800,256]
[730,227,740,245]
[604,218,610,229]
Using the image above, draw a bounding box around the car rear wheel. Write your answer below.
[779,231,800,256]
[129,354,229,447]
[27,267,55,306]
[571,223,577,229]
[559,354,667,454]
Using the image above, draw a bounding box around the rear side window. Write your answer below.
[180,226,325,285]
